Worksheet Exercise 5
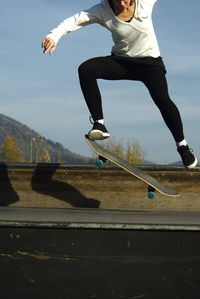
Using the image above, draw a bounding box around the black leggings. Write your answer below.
[78,55,184,142]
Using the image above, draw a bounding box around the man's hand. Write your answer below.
[41,37,56,54]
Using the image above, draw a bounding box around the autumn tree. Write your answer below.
[126,139,146,164]
[42,148,52,163]
[31,136,52,163]
[102,137,146,164]
[1,135,25,162]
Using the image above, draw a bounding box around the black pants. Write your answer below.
[78,55,184,142]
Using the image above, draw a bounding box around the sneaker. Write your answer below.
[88,121,110,141]
[177,145,198,169]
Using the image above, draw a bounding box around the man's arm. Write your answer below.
[41,4,103,54]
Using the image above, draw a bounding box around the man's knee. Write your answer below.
[78,61,88,77]
[78,58,96,78]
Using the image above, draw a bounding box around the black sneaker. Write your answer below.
[177,145,198,169]
[88,121,110,141]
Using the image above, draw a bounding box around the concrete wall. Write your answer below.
[0,163,200,211]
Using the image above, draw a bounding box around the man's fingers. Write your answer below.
[41,38,56,54]
[41,38,48,49]
[49,46,56,54]
[43,44,55,54]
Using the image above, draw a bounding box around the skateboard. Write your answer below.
[85,135,180,199]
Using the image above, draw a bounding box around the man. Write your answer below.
[42,0,198,168]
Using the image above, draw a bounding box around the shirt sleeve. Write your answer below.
[46,4,103,44]
[135,0,157,19]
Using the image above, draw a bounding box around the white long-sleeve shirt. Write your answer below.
[46,0,160,58]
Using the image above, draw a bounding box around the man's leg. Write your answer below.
[141,67,197,168]
[78,56,130,140]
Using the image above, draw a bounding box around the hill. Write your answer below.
[0,114,91,164]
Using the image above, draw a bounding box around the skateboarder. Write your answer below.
[41,0,198,169]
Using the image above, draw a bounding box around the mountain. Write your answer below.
[0,114,91,164]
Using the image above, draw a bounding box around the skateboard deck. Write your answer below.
[85,135,180,197]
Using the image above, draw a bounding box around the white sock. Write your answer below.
[176,139,187,148]
[97,119,105,125]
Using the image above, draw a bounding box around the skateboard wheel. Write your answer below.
[148,186,156,199]
[148,191,156,199]
[96,159,104,168]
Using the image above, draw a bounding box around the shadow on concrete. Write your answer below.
[0,163,19,206]
[31,163,100,208]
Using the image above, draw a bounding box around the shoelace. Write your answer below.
[184,147,194,154]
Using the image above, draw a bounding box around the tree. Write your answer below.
[126,139,146,164]
[41,148,52,163]
[102,137,146,164]
[31,136,52,163]
[1,135,25,162]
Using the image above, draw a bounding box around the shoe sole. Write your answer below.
[185,157,198,169]
[88,130,110,141]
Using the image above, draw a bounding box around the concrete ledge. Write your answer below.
[0,207,200,231]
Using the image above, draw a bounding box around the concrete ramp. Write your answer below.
[0,207,200,299]
[0,164,200,297]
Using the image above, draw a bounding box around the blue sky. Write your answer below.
[0,0,200,163]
